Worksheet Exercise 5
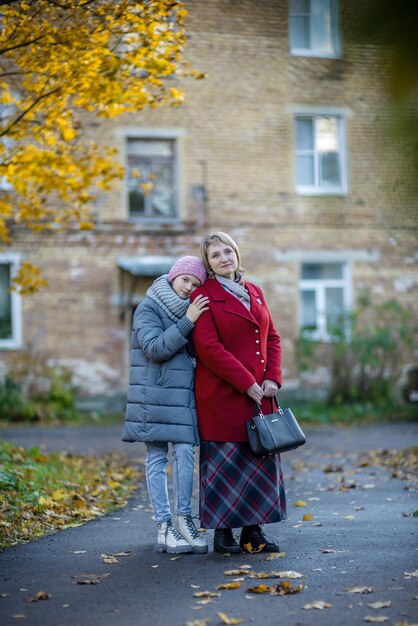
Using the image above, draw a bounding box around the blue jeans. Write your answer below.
[145,442,196,524]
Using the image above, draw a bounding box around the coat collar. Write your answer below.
[204,278,260,324]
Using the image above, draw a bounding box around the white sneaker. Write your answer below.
[155,521,193,554]
[175,514,208,554]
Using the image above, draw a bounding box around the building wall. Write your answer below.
[1,0,417,402]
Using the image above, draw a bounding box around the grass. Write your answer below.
[0,441,144,551]
[292,401,418,426]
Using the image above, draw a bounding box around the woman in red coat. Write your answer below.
[190,232,287,554]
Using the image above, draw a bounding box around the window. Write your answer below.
[289,0,340,57]
[127,138,178,219]
[295,114,346,194]
[299,262,350,340]
[0,255,22,349]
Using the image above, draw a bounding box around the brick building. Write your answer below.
[1,0,417,406]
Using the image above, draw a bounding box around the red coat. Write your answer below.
[191,278,282,441]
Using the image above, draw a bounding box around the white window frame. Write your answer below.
[0,253,23,349]
[289,0,341,58]
[294,108,348,195]
[115,127,184,222]
[299,259,352,342]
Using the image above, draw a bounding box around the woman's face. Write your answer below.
[171,274,201,299]
[206,242,238,279]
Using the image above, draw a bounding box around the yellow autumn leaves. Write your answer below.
[0,1,202,292]
[0,442,143,550]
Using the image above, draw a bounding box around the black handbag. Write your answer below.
[246,399,306,457]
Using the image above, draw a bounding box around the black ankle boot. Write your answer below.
[213,528,240,554]
[240,525,280,553]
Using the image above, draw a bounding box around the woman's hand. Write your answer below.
[246,382,264,404]
[261,379,279,398]
[185,295,210,323]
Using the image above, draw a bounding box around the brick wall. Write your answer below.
[1,0,417,402]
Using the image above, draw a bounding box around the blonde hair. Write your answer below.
[200,231,245,276]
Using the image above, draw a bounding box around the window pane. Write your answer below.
[127,139,173,158]
[291,16,310,49]
[317,116,339,152]
[297,155,314,185]
[311,0,334,54]
[0,264,12,340]
[127,139,176,218]
[301,290,317,330]
[291,0,310,13]
[316,116,341,187]
[302,263,343,279]
[319,151,340,187]
[150,163,175,217]
[297,118,314,150]
[325,286,344,331]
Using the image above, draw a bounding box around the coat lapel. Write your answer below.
[206,278,259,324]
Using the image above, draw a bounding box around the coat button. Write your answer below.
[256,351,260,356]
[255,329,259,333]
[260,359,265,364]
[255,339,260,344]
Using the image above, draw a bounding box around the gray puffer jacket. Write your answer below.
[122,297,199,445]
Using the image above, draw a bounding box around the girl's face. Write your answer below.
[206,242,238,279]
[171,274,201,299]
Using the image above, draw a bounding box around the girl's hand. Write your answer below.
[186,295,210,323]
[246,382,264,404]
[261,379,278,398]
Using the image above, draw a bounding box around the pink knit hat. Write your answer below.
[168,255,207,285]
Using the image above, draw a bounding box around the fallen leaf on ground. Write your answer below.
[303,600,332,610]
[294,500,307,507]
[271,581,304,595]
[367,601,391,609]
[224,569,252,576]
[101,555,118,564]
[404,570,418,579]
[265,552,286,560]
[218,612,244,625]
[73,550,87,554]
[243,542,265,553]
[248,570,303,579]
[364,616,389,623]
[247,585,274,594]
[26,591,50,602]
[193,591,220,598]
[303,514,313,521]
[186,620,210,626]
[346,587,373,594]
[72,573,110,585]
[216,583,241,590]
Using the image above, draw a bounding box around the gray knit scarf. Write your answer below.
[216,274,251,310]
[146,274,189,322]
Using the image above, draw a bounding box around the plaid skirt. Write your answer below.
[199,441,287,529]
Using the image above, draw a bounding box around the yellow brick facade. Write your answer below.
[1,1,417,402]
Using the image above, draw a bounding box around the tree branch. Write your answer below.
[0,86,61,137]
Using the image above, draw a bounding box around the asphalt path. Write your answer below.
[0,421,417,626]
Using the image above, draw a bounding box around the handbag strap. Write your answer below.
[255,395,283,418]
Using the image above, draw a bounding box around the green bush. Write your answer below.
[0,351,79,423]
[297,295,418,407]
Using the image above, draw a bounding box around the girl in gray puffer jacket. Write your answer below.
[122,256,209,554]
